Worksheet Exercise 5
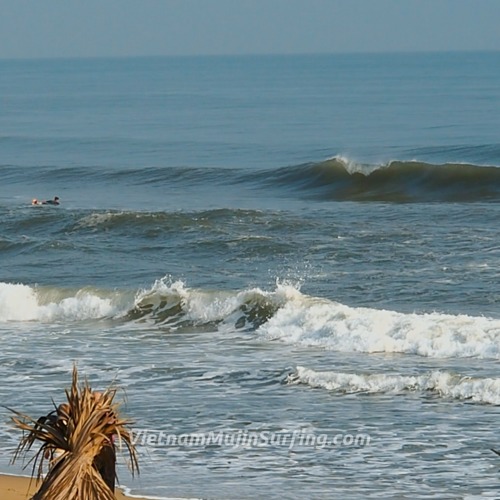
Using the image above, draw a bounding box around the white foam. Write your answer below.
[120,485,196,500]
[0,282,121,323]
[6,278,500,362]
[327,154,378,175]
[258,294,500,359]
[133,277,301,325]
[0,282,40,321]
[291,366,500,405]
[38,291,117,321]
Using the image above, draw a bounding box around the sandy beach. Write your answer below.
[0,474,150,500]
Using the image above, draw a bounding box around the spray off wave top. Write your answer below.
[262,157,500,202]
[2,279,500,360]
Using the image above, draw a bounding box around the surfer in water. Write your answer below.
[32,196,60,206]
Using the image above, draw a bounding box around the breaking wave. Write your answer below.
[261,157,500,202]
[3,278,500,360]
[287,366,500,405]
[125,278,289,331]
[0,279,292,331]
[5,155,500,205]
[0,282,124,322]
[257,294,500,359]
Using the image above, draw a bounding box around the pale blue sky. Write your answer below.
[1,0,499,59]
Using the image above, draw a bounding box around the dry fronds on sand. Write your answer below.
[8,366,139,500]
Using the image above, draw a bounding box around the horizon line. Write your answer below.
[1,48,499,63]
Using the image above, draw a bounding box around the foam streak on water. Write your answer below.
[289,366,500,405]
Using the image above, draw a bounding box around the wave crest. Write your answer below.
[4,278,500,361]
[267,157,500,202]
[0,282,120,322]
[257,295,500,359]
[288,366,500,405]
[127,278,297,331]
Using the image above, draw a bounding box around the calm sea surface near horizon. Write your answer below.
[1,52,500,499]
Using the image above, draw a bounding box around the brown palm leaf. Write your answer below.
[9,366,139,500]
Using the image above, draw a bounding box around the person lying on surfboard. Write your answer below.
[32,196,60,206]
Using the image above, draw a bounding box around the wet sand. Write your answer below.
[0,473,150,500]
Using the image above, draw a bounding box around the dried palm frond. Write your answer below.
[8,366,139,500]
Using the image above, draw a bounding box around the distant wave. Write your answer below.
[259,157,500,202]
[3,278,500,360]
[0,206,269,239]
[66,209,286,251]
[72,208,265,233]
[287,366,500,405]
[4,155,500,202]
[0,163,232,187]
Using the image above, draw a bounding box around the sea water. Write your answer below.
[1,52,500,499]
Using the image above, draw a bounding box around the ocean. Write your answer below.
[1,51,500,499]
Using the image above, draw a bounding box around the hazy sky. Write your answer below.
[1,0,499,59]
